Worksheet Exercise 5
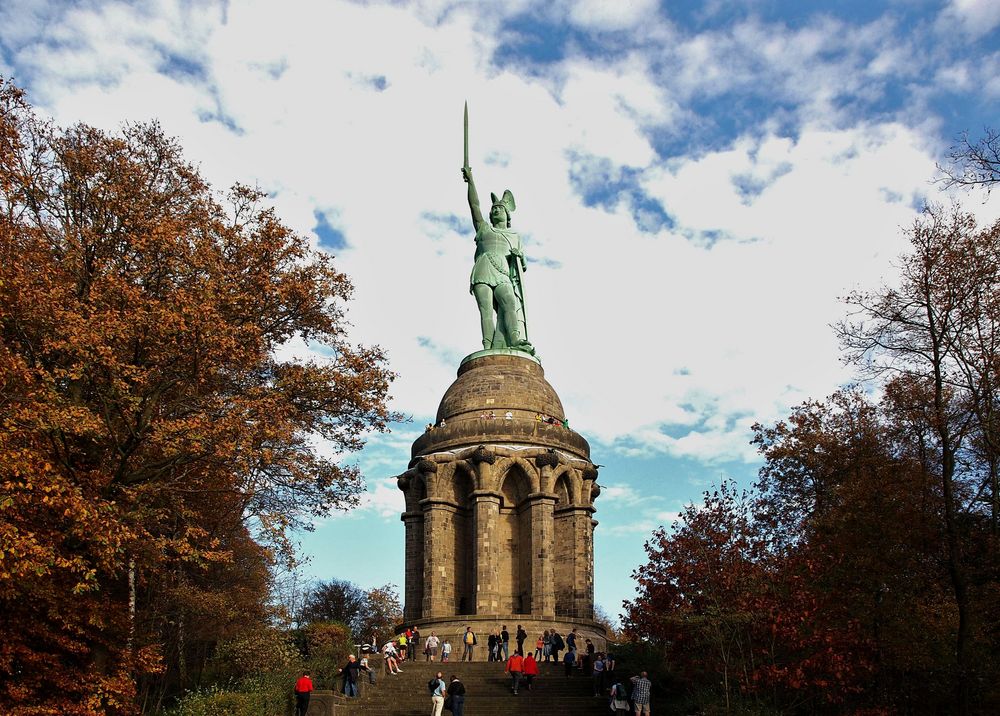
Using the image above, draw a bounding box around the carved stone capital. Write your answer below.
[417,459,438,474]
[590,483,601,500]
[397,474,411,491]
[471,445,496,465]
[581,465,599,481]
[534,450,560,469]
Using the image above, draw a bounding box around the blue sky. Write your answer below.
[3,0,999,625]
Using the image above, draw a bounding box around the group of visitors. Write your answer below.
[428,672,467,716]
[609,672,652,716]
[429,412,572,427]
[502,649,540,694]
[291,653,380,715]
[481,623,527,662]
[378,626,455,670]
[290,625,653,716]
[456,624,570,663]
[535,412,569,428]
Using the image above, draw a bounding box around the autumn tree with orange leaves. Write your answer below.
[624,208,1000,714]
[0,79,398,714]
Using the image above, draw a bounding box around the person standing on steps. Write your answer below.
[584,638,595,675]
[293,670,313,716]
[523,652,539,690]
[501,625,510,660]
[429,670,447,716]
[515,624,527,656]
[563,646,576,677]
[551,630,564,664]
[592,652,606,696]
[338,654,361,697]
[442,638,452,662]
[487,630,498,662]
[610,677,630,715]
[630,671,652,716]
[462,626,477,661]
[426,632,440,662]
[448,674,466,716]
[505,649,524,694]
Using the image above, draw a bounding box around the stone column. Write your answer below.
[422,499,459,618]
[471,446,500,614]
[561,506,592,618]
[401,509,424,622]
[588,482,601,620]
[529,451,560,617]
[397,470,424,622]
[416,460,453,619]
[575,465,598,619]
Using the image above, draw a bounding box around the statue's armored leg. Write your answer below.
[494,283,521,347]
[473,284,496,350]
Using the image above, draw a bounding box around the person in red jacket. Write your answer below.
[505,651,524,695]
[522,652,539,690]
[294,670,313,716]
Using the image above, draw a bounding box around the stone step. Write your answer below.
[306,662,625,715]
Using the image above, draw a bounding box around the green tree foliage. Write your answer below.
[0,79,398,714]
[300,579,402,645]
[301,579,368,627]
[353,584,403,645]
[302,622,354,687]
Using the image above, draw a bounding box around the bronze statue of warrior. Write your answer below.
[461,103,533,354]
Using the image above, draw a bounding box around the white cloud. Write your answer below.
[597,483,646,506]
[359,477,407,519]
[941,0,1000,38]
[0,0,986,475]
[603,510,680,536]
[564,0,661,31]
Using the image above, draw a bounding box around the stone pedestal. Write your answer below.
[395,352,605,645]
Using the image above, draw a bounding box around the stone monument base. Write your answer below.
[396,615,608,654]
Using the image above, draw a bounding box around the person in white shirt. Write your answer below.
[425,632,441,661]
[381,641,402,674]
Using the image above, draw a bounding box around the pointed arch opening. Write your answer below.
[498,465,532,614]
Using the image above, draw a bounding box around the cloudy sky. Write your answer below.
[4,0,999,624]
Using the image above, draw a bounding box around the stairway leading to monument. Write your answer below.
[309,659,618,716]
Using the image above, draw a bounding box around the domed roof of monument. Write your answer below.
[437,352,564,423]
[410,350,590,459]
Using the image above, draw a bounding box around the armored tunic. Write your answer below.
[470,222,519,291]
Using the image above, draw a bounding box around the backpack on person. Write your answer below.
[428,678,440,694]
[611,681,630,711]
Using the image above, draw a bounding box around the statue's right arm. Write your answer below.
[462,167,484,231]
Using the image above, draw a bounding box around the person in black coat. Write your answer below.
[487,632,498,662]
[551,630,564,663]
[449,675,467,716]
